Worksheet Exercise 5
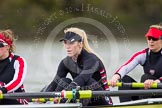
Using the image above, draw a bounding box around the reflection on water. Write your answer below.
[16,39,147,103]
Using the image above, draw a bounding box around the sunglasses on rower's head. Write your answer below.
[147,37,160,41]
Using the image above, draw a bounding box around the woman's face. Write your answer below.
[0,45,10,60]
[63,41,83,57]
[146,37,162,52]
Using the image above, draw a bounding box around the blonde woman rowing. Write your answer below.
[43,27,112,106]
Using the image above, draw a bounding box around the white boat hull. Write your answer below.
[0,103,82,108]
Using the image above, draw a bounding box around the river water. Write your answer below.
[15,38,147,103]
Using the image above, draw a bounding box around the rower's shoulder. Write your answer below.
[9,53,26,63]
[133,48,147,56]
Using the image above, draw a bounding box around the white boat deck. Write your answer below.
[0,103,82,108]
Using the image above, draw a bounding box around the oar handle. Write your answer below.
[31,98,54,102]
[108,82,162,88]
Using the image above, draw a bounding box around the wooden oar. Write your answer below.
[108,82,162,88]
[1,89,162,100]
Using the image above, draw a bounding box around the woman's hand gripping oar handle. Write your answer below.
[108,82,162,88]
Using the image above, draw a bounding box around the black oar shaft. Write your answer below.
[92,89,162,97]
[1,92,61,100]
[157,84,162,88]
[1,89,162,100]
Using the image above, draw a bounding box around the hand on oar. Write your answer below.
[108,82,162,89]
[144,79,161,89]
[109,74,121,87]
